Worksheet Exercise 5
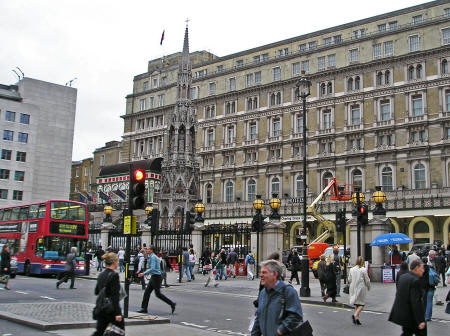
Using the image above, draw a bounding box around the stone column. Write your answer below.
[191,225,204,258]
[368,215,389,282]
[140,226,152,248]
[100,222,114,250]
[262,220,285,260]
[349,216,358,266]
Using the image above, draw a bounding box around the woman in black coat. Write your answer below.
[287,248,301,285]
[1,244,11,290]
[92,252,124,336]
[323,255,337,303]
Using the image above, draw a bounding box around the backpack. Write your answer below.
[247,254,255,265]
[429,267,440,287]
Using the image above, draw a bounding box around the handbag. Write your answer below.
[93,272,115,320]
[343,284,350,294]
[280,285,313,336]
[103,323,125,336]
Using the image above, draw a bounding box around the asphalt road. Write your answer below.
[0,275,449,336]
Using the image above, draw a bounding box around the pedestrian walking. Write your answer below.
[251,260,303,336]
[332,245,343,296]
[95,246,105,272]
[56,247,77,289]
[161,251,172,287]
[245,250,256,280]
[396,262,409,288]
[389,260,427,336]
[137,249,146,290]
[287,248,301,285]
[226,247,239,278]
[407,250,420,265]
[348,256,371,325]
[189,248,196,280]
[92,252,125,336]
[137,246,176,314]
[435,249,447,287]
[117,247,125,273]
[0,244,11,290]
[204,251,219,287]
[181,247,191,282]
[424,257,440,321]
[323,255,338,303]
[317,255,327,296]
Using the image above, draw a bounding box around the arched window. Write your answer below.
[327,82,333,94]
[254,97,258,109]
[347,78,353,91]
[205,183,213,203]
[271,177,280,195]
[408,66,415,80]
[294,88,300,101]
[384,71,390,84]
[270,93,276,106]
[161,208,169,229]
[296,175,304,197]
[231,102,236,113]
[322,172,333,190]
[377,72,383,85]
[355,76,360,90]
[320,83,326,96]
[352,169,363,190]
[174,207,183,229]
[226,102,231,114]
[442,59,449,74]
[414,163,426,189]
[225,181,234,202]
[413,221,430,244]
[211,105,215,117]
[247,179,256,201]
[381,167,393,191]
[247,98,252,111]
[416,64,422,79]
[276,92,282,105]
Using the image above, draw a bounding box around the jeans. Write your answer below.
[119,259,124,273]
[96,259,103,272]
[335,269,341,295]
[215,265,227,280]
[189,262,195,279]
[182,265,191,281]
[425,289,434,320]
[141,274,174,310]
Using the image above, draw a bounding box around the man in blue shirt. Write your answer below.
[251,260,303,336]
[137,246,176,314]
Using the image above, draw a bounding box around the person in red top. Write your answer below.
[391,245,403,265]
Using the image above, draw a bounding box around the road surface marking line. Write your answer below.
[15,290,28,294]
[226,318,232,320]
[181,322,208,328]
[40,296,56,300]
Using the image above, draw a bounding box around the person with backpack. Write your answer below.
[92,252,124,336]
[425,259,441,321]
[245,251,256,280]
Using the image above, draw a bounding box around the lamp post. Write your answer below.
[253,195,265,277]
[352,188,365,257]
[269,193,281,220]
[296,70,311,297]
[372,186,387,216]
[104,204,113,223]
[145,204,153,244]
[194,200,205,223]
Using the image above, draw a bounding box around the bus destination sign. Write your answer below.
[0,223,21,233]
[49,222,86,236]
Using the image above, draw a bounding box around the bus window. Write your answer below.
[29,204,39,219]
[68,204,86,222]
[50,201,67,220]
[50,202,86,222]
[38,204,46,218]
[40,236,86,260]
[0,209,3,221]
[35,238,44,257]
[0,239,20,255]
[11,208,20,220]
[3,209,11,221]
[19,207,29,220]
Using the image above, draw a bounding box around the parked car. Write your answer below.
[0,243,17,278]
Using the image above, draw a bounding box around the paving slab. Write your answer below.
[0,302,169,331]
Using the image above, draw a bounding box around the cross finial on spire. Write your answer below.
[185,18,190,27]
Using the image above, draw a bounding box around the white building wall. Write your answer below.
[0,78,77,205]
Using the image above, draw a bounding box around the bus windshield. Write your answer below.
[36,237,86,260]
[50,202,86,222]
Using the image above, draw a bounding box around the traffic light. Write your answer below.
[150,209,159,235]
[184,210,195,234]
[129,165,146,210]
[360,204,368,226]
[336,209,346,232]
[252,213,266,232]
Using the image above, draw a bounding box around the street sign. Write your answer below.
[287,198,304,204]
[301,235,307,240]
[124,216,137,234]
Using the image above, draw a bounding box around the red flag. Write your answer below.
[160,30,165,45]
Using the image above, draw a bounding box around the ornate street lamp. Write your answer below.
[269,193,281,220]
[253,195,265,278]
[103,204,113,223]
[296,70,311,298]
[372,186,387,216]
[145,204,153,216]
[352,188,365,257]
[194,200,205,222]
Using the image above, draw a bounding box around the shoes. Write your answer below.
[171,303,176,314]
[233,275,236,278]
[426,319,431,322]
[224,277,227,280]
[443,284,447,287]
[70,287,76,289]
[332,298,338,303]
[214,283,219,287]
[323,295,328,302]
[4,287,10,290]
[187,280,191,282]
[137,309,148,313]
[204,284,208,287]
[352,315,356,325]
[288,280,292,284]
[56,283,59,289]
[165,285,170,288]
[356,319,361,325]
[336,294,341,297]
[296,283,300,285]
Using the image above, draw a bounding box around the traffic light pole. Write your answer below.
[123,211,131,318]
[356,192,362,258]
[342,208,347,285]
[178,209,184,283]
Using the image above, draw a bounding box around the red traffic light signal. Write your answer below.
[134,169,145,181]
[360,206,365,214]
[129,166,146,210]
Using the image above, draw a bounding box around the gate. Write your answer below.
[202,223,251,258]
[88,223,101,249]
[154,229,192,256]
[108,231,142,253]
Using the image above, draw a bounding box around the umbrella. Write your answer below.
[370,233,413,246]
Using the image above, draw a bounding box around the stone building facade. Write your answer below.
[69,158,93,202]
[121,1,450,250]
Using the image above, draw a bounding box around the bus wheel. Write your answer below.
[24,261,31,276]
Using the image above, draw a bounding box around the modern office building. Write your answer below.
[121,0,450,249]
[0,78,77,206]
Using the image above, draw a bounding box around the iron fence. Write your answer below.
[202,223,251,258]
[154,229,192,256]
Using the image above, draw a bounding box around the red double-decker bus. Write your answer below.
[0,200,88,276]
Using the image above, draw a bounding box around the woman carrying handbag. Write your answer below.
[348,256,371,325]
[0,244,11,290]
[92,252,125,336]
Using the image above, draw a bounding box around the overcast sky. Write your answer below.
[0,0,428,161]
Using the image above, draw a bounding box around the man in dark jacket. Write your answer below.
[56,247,77,289]
[95,246,105,272]
[226,248,238,278]
[435,249,447,287]
[389,260,426,336]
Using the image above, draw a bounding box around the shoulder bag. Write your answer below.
[103,323,125,336]
[279,285,313,336]
[93,272,115,320]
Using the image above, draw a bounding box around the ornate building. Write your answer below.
[121,0,450,249]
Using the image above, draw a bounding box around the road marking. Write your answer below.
[363,310,383,315]
[318,311,323,314]
[40,296,56,300]
[226,318,232,320]
[181,322,207,328]
[2,334,13,336]
[15,290,28,294]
